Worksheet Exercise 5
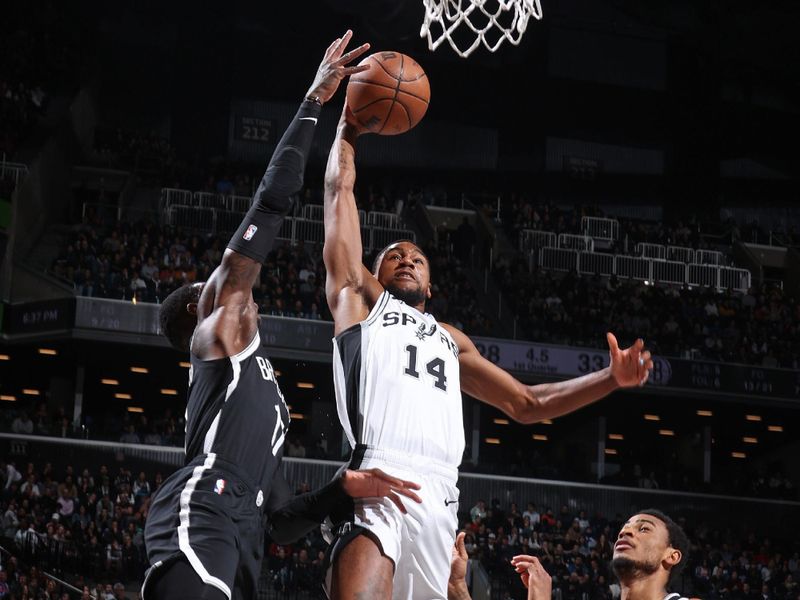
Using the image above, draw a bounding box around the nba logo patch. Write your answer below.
[214,478,226,495]
[243,224,258,240]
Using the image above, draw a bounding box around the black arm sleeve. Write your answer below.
[227,99,322,263]
[265,469,351,545]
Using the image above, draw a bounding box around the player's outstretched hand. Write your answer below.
[511,555,552,600]
[450,531,468,585]
[306,30,370,105]
[341,468,422,513]
[607,332,653,388]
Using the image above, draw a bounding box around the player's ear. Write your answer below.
[663,547,682,569]
[426,284,432,300]
[186,302,198,315]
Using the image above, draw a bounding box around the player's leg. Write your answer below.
[330,532,394,600]
[145,556,228,600]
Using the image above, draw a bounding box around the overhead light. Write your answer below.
[532,434,548,441]
[768,425,783,433]
[296,382,315,389]
[115,393,132,400]
[485,437,501,445]
[696,410,713,417]
[160,389,178,396]
[731,452,746,459]
[130,367,149,374]
[22,389,40,396]
[743,436,758,444]
[540,419,553,425]
[608,433,624,440]
[644,414,660,421]
[493,418,509,425]
[289,413,305,420]
[179,361,191,368]
[658,429,675,436]
[0,354,9,361]
[0,395,16,401]
[127,406,144,413]
[38,348,57,356]
[101,379,119,386]
[604,448,618,455]
[745,415,762,422]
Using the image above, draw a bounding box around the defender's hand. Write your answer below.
[511,555,552,600]
[341,468,422,513]
[306,30,370,105]
[607,332,653,388]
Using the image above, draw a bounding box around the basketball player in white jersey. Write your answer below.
[321,96,654,599]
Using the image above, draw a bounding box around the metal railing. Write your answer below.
[635,242,667,260]
[0,160,29,187]
[577,251,614,276]
[667,245,695,263]
[614,255,651,281]
[520,229,556,252]
[651,259,687,285]
[538,247,578,272]
[558,233,594,252]
[696,249,726,265]
[366,210,400,229]
[581,216,619,241]
[533,250,751,292]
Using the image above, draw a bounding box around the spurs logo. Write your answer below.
[415,323,437,341]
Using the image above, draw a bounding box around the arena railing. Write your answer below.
[581,216,619,242]
[696,249,726,266]
[557,233,594,252]
[519,229,556,252]
[667,245,695,263]
[0,160,29,187]
[531,249,751,292]
[577,251,614,276]
[365,210,400,229]
[2,433,798,539]
[538,247,578,272]
[634,242,667,260]
[159,187,192,208]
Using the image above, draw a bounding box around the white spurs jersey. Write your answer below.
[332,291,465,468]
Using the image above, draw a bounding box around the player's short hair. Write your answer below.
[372,240,429,274]
[638,508,690,585]
[159,284,202,352]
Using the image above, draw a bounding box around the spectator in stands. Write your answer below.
[11,411,33,435]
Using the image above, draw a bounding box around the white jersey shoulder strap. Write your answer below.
[664,593,690,600]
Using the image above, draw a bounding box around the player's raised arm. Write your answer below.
[192,31,370,359]
[443,325,654,424]
[323,105,384,334]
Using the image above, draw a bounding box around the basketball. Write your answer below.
[346,51,430,135]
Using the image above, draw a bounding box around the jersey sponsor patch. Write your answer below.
[243,224,258,240]
[214,478,226,495]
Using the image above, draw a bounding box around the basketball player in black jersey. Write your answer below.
[448,510,694,600]
[612,510,696,600]
[142,32,421,600]
[323,92,655,597]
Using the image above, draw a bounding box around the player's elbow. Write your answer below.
[512,390,544,425]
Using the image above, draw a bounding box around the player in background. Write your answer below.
[612,510,696,600]
[322,77,655,599]
[142,31,421,600]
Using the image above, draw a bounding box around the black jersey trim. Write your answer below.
[365,291,391,327]
[335,325,363,445]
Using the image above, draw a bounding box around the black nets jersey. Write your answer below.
[185,327,289,491]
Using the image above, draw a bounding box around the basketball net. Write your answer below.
[420,0,543,57]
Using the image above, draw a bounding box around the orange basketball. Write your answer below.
[346,51,430,135]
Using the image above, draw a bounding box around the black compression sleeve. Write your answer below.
[227,99,322,263]
[266,472,350,545]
